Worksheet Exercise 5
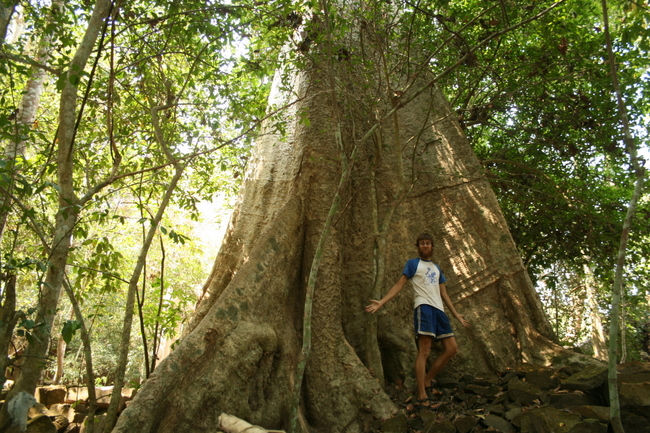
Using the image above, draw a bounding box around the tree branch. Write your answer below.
[77,93,307,205]
[0,52,62,75]
[0,186,51,251]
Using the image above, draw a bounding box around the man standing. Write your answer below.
[366,233,469,408]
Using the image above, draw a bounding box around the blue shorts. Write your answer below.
[414,304,454,339]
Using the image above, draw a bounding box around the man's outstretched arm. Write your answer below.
[366,274,409,313]
[440,283,470,327]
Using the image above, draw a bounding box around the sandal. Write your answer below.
[426,386,443,396]
[415,398,441,410]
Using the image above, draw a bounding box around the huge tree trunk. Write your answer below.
[112,16,591,433]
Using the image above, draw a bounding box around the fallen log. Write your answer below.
[217,413,285,433]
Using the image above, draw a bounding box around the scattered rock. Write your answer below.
[549,390,600,408]
[621,411,650,433]
[454,415,479,433]
[465,384,489,396]
[501,370,522,383]
[619,381,650,407]
[379,361,650,433]
[617,360,650,376]
[482,413,515,433]
[417,410,437,427]
[460,374,475,384]
[485,403,505,415]
[80,413,107,433]
[436,377,458,389]
[380,413,407,433]
[64,425,82,433]
[49,403,76,423]
[523,365,561,390]
[25,414,57,433]
[65,386,134,411]
[566,405,610,423]
[13,386,132,433]
[422,417,454,433]
[519,406,581,433]
[474,373,500,386]
[507,377,541,404]
[52,414,70,431]
[29,402,55,417]
[504,405,522,421]
[485,384,501,397]
[36,386,66,408]
[567,418,608,433]
[561,365,607,392]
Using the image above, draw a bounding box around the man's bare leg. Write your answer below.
[415,335,432,401]
[424,336,458,389]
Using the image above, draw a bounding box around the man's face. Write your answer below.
[417,239,433,259]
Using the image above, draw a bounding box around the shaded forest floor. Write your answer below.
[374,362,650,433]
[6,361,650,433]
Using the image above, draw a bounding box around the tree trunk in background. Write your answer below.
[112,14,599,428]
[0,0,112,426]
[1,0,64,247]
[3,0,64,160]
[602,0,646,430]
[584,263,607,361]
[54,308,75,385]
[0,0,19,46]
[0,275,20,391]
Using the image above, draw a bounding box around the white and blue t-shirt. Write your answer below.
[402,258,447,312]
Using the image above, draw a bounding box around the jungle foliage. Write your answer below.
[0,0,648,398]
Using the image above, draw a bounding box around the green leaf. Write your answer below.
[62,320,83,344]
[20,319,36,330]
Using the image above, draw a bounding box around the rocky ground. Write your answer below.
[0,385,133,433]
[4,361,650,432]
[374,362,650,433]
